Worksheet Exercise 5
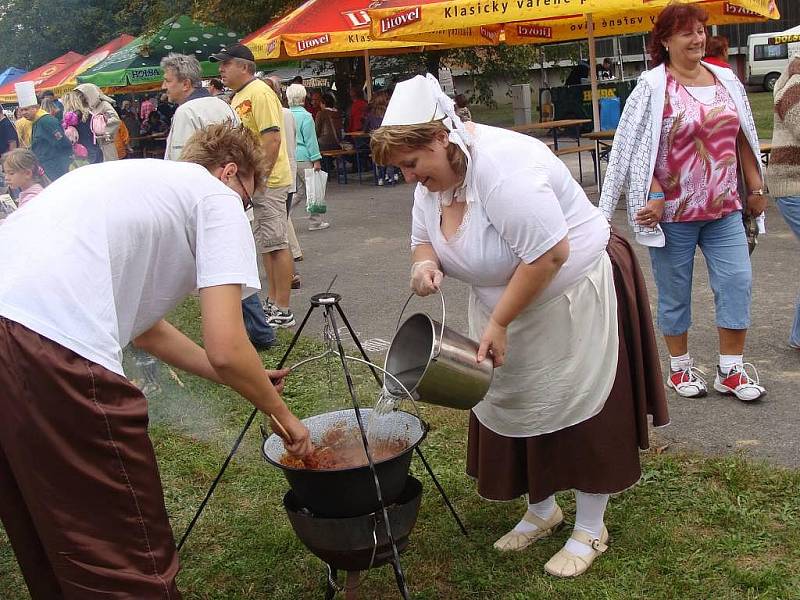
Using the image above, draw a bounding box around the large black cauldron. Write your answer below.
[262,408,426,518]
[284,476,423,571]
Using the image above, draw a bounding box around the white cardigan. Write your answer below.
[599,62,763,247]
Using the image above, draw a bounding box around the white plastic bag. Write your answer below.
[305,168,328,215]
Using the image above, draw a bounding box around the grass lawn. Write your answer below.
[2,298,800,599]
[470,91,776,140]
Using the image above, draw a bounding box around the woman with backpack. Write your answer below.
[62,92,103,165]
[74,83,121,162]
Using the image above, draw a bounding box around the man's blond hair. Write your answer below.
[179,123,266,189]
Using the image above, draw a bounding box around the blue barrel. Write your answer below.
[600,97,621,131]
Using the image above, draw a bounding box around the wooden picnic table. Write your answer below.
[583,129,615,141]
[509,118,591,151]
[130,133,167,159]
[584,129,616,167]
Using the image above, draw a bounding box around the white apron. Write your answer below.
[469,253,619,437]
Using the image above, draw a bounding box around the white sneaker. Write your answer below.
[261,298,276,316]
[714,363,766,402]
[308,222,330,231]
[377,177,385,186]
[667,366,707,398]
[267,308,296,328]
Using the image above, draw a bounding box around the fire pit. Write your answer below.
[283,476,423,572]
[262,408,426,517]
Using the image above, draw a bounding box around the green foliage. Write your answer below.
[446,45,543,107]
[2,297,800,599]
[125,0,297,35]
[0,0,133,70]
[0,0,300,74]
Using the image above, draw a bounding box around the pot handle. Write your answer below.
[395,290,447,358]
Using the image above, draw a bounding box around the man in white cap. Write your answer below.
[15,81,72,180]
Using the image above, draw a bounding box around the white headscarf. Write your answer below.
[382,74,474,205]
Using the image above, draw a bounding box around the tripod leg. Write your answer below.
[335,304,382,387]
[415,447,468,537]
[177,304,319,551]
[389,560,412,600]
[177,407,258,550]
[277,303,317,368]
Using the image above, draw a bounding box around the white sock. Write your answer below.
[719,354,743,375]
[564,491,609,557]
[670,352,692,372]
[513,495,556,534]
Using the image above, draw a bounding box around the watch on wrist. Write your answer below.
[748,189,765,196]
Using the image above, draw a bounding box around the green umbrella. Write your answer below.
[78,15,242,87]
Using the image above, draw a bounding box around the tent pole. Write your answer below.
[587,13,601,197]
[364,50,372,101]
[587,14,600,132]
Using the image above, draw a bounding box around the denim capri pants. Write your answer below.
[648,210,751,336]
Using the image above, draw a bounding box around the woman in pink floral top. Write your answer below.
[605,4,767,403]
[656,71,742,223]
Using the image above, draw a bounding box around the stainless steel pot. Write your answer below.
[384,292,493,410]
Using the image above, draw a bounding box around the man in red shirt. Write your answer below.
[346,85,367,133]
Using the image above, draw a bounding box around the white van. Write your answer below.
[747,26,800,91]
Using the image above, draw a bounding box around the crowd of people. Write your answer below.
[0,2,798,595]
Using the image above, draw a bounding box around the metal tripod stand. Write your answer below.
[178,291,468,598]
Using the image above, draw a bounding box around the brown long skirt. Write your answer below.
[466,231,669,503]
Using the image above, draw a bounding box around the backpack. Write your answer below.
[90,113,107,143]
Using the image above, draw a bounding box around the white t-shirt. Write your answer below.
[0,159,260,376]
[411,123,610,309]
[165,95,239,161]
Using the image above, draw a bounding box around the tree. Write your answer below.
[0,0,133,69]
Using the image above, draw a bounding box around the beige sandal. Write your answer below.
[544,527,609,577]
[493,505,564,552]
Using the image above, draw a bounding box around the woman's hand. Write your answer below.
[267,367,290,394]
[477,317,507,368]
[745,192,767,217]
[635,200,664,228]
[410,260,443,296]
[313,160,321,171]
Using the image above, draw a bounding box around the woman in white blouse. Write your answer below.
[371,75,668,578]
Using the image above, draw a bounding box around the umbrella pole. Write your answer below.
[587,14,601,196]
[364,50,372,102]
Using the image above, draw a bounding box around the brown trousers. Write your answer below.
[0,317,181,599]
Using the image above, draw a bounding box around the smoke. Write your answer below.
[124,346,232,446]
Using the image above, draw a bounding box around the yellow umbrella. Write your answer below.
[242,0,503,62]
[369,0,780,127]
[368,0,778,39]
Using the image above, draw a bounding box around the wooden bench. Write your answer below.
[321,149,356,184]
[553,144,597,184]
